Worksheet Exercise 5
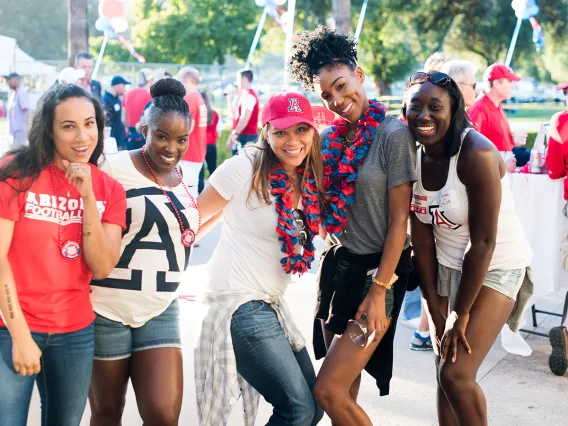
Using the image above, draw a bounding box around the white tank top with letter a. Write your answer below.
[412,128,532,271]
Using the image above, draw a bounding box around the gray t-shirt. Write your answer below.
[322,116,417,255]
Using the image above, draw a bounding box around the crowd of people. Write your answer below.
[1,24,567,426]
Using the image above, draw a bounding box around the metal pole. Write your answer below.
[92,32,109,80]
[283,0,297,89]
[505,17,523,67]
[354,0,369,42]
[246,7,269,69]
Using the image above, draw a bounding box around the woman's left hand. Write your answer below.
[355,285,390,341]
[62,160,94,199]
[441,311,472,363]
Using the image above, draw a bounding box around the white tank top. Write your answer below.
[412,128,532,271]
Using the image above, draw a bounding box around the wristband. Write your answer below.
[372,273,399,290]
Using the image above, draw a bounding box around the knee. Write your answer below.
[438,364,475,395]
[140,403,180,426]
[313,377,341,410]
[89,395,125,424]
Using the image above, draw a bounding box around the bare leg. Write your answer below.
[89,359,131,426]
[314,320,390,426]
[130,348,183,426]
[417,298,430,332]
[438,287,516,426]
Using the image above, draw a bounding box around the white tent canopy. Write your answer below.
[0,35,56,76]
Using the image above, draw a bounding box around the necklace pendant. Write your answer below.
[181,228,196,247]
[61,240,81,260]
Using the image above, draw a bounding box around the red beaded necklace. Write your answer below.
[141,147,201,247]
[49,163,83,260]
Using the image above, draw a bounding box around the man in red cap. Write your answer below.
[469,64,527,172]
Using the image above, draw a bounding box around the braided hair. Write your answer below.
[288,25,358,91]
[145,78,191,128]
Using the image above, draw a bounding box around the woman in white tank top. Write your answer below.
[403,72,532,426]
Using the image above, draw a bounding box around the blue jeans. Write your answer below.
[0,323,94,426]
[401,287,422,321]
[231,301,323,426]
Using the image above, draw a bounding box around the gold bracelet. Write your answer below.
[372,273,399,290]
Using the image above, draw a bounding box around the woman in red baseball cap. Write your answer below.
[194,91,325,425]
[289,26,416,425]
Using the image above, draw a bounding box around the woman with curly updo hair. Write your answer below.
[289,26,416,425]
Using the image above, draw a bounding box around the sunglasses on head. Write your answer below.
[293,209,309,247]
[408,71,453,87]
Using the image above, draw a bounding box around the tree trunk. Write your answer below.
[68,0,89,65]
[375,78,392,97]
[332,0,351,35]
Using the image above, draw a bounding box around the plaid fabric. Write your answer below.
[195,291,306,426]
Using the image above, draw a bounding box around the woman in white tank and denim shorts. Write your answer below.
[404,71,532,426]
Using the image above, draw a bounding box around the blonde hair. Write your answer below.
[247,124,325,209]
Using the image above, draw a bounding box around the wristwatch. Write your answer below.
[372,273,399,290]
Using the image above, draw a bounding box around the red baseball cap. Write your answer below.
[556,81,568,91]
[484,64,522,82]
[261,92,316,130]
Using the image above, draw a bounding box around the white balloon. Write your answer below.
[256,0,286,7]
[95,17,110,32]
[255,0,267,6]
[110,17,128,33]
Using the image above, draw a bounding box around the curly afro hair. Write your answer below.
[288,25,358,91]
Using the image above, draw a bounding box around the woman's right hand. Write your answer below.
[430,311,446,353]
[12,334,42,376]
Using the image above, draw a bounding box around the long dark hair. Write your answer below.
[0,84,105,190]
[200,91,214,126]
[403,74,471,158]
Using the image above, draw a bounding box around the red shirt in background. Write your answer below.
[0,163,127,333]
[123,88,153,128]
[207,111,220,145]
[546,109,568,200]
[468,92,514,151]
[183,91,207,163]
[233,89,260,136]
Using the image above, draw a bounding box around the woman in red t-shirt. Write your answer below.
[546,84,568,200]
[198,91,222,193]
[0,84,126,425]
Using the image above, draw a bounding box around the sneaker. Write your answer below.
[549,326,568,376]
[409,331,433,351]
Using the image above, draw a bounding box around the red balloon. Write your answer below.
[99,0,125,19]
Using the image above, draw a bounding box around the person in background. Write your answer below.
[424,52,449,74]
[103,76,130,151]
[227,69,260,156]
[5,73,30,146]
[74,52,102,100]
[124,69,155,150]
[178,67,207,188]
[468,64,526,172]
[198,91,222,193]
[441,60,478,110]
[0,83,126,426]
[545,80,568,377]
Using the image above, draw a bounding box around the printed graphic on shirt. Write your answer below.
[93,187,192,293]
[24,191,106,225]
[429,204,462,230]
[199,104,208,128]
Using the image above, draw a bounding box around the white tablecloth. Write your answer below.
[502,174,568,355]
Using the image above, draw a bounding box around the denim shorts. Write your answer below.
[438,264,526,308]
[364,273,396,320]
[94,299,181,361]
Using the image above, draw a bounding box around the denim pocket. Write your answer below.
[232,301,266,318]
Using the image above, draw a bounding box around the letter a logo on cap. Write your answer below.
[288,98,303,113]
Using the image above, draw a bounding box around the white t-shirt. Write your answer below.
[206,150,301,295]
[234,92,257,112]
[91,151,200,327]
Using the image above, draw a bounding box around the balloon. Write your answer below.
[255,0,286,7]
[99,0,125,19]
[110,17,128,33]
[95,17,111,32]
[511,0,539,20]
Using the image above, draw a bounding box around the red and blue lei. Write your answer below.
[321,99,387,237]
[271,164,321,275]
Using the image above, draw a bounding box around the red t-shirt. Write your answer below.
[546,109,568,200]
[468,92,514,151]
[183,91,207,163]
[123,88,153,128]
[206,111,220,145]
[0,163,127,333]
